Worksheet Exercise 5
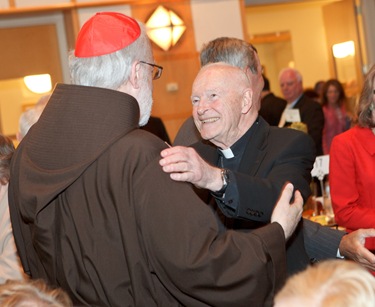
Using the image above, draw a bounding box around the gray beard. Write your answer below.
[138,80,153,126]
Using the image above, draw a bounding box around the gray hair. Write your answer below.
[18,105,45,140]
[199,37,264,111]
[69,22,152,90]
[278,67,303,83]
[200,37,259,74]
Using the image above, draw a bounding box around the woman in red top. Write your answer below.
[330,64,375,251]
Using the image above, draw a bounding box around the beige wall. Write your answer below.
[77,5,132,28]
[0,78,43,135]
[253,40,294,97]
[0,0,245,141]
[191,0,244,50]
[246,2,331,93]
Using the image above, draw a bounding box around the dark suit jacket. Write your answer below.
[193,117,316,274]
[303,219,345,260]
[285,94,324,156]
[259,92,286,126]
[175,116,344,263]
[173,116,200,146]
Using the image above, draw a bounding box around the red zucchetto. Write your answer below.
[74,12,141,58]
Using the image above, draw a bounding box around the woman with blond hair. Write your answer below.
[274,260,375,307]
[0,279,72,306]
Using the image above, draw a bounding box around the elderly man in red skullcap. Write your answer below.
[8,12,303,306]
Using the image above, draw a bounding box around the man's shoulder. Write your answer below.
[112,129,165,159]
[174,117,200,146]
[297,95,322,110]
[268,125,310,138]
[191,139,216,159]
[267,126,315,150]
[262,93,286,106]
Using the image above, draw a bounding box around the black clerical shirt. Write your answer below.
[213,119,260,216]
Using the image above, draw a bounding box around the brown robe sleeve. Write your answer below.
[134,156,287,307]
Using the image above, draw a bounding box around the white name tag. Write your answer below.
[285,109,301,122]
[311,155,330,180]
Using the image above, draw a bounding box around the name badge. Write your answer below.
[311,155,330,180]
[285,109,301,122]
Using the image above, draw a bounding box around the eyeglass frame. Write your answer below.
[139,61,163,80]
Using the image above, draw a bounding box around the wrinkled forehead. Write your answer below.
[193,63,248,89]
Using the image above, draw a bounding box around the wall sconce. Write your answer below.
[24,74,52,94]
[146,5,186,51]
[332,41,355,58]
[332,40,356,84]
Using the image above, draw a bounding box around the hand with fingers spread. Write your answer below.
[271,183,304,240]
[160,146,223,192]
[339,229,375,271]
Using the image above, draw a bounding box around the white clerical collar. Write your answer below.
[219,147,235,159]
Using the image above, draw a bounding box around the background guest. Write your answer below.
[259,74,287,126]
[0,279,72,306]
[314,80,326,104]
[17,94,49,142]
[330,64,375,255]
[278,68,325,155]
[321,79,352,154]
[0,134,26,284]
[303,88,320,103]
[274,259,375,307]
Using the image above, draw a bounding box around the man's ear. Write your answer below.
[242,89,253,114]
[129,61,141,89]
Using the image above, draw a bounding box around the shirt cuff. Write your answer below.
[337,248,345,259]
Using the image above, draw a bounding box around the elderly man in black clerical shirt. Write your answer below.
[167,37,375,275]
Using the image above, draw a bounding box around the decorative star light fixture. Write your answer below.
[146,5,186,51]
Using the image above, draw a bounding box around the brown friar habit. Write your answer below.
[9,84,287,307]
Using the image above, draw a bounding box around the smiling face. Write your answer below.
[191,63,254,149]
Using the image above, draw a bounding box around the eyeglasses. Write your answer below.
[139,61,163,80]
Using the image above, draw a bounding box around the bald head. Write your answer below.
[279,68,304,103]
